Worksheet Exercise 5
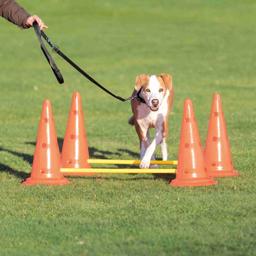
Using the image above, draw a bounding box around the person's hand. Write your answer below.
[25,15,48,30]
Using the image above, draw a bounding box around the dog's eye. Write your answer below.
[159,88,164,92]
[145,88,151,93]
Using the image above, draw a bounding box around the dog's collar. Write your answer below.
[131,88,163,112]
[132,87,146,104]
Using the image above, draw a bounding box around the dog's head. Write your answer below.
[135,74,173,111]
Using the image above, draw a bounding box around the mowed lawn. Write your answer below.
[0,0,256,255]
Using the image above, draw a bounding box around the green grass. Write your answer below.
[0,0,256,255]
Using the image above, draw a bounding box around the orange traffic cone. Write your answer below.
[23,100,69,185]
[204,93,239,177]
[171,99,217,187]
[61,92,91,176]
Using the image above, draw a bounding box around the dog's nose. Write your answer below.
[151,99,159,107]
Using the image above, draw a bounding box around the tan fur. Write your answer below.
[159,73,174,110]
[135,74,150,91]
[158,73,174,138]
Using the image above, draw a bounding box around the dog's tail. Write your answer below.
[128,116,135,126]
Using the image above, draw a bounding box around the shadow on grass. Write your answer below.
[117,148,139,158]
[153,173,176,182]
[0,146,33,164]
[66,173,175,182]
[0,146,30,179]
[0,162,28,179]
[26,137,122,160]
[0,140,173,183]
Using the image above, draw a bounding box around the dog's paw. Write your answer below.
[140,159,150,169]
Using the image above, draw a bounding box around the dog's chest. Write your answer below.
[137,100,168,128]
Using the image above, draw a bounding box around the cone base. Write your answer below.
[22,176,70,186]
[208,169,239,177]
[170,177,217,187]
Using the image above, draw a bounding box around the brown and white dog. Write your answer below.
[129,74,174,168]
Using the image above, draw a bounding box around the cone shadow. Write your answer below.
[0,146,33,165]
[0,146,30,179]
[2,141,170,181]
[0,162,28,179]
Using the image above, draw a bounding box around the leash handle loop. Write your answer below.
[33,22,64,84]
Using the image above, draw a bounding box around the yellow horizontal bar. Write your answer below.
[61,168,176,174]
[87,159,178,165]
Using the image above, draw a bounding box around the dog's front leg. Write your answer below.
[160,138,168,161]
[140,129,150,159]
[140,130,162,169]
[161,118,168,161]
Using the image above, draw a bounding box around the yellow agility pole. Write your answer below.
[61,168,176,174]
[87,159,178,165]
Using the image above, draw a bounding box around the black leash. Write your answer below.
[33,23,139,103]
[33,23,64,84]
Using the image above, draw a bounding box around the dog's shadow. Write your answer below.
[153,173,176,182]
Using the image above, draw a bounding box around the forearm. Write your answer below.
[0,0,30,28]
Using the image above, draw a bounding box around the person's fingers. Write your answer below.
[26,15,48,30]
[34,16,48,30]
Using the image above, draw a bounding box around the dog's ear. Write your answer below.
[135,74,149,91]
[159,73,173,90]
[160,73,174,110]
